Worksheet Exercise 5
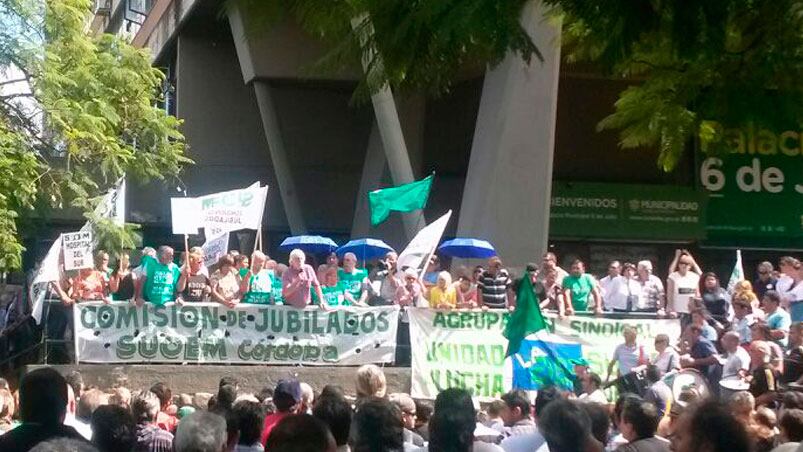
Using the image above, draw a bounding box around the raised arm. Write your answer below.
[667,249,681,277]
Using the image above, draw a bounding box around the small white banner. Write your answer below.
[62,231,94,271]
[170,198,201,235]
[202,233,230,268]
[199,183,268,236]
[74,303,399,365]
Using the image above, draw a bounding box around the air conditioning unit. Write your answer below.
[93,0,112,15]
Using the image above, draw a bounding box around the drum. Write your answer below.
[664,368,711,401]
[719,378,750,401]
[616,371,648,397]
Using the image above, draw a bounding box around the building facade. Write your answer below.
[67,0,803,278]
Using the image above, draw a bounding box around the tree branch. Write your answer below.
[0,77,29,86]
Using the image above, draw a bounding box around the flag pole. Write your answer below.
[254,225,262,253]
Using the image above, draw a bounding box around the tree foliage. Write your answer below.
[0,0,189,269]
[548,0,803,170]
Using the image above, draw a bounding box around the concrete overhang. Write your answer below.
[226,4,361,84]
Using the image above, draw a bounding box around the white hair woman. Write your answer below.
[240,250,273,304]
[282,248,325,309]
[428,271,457,310]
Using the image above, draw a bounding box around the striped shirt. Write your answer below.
[478,270,511,308]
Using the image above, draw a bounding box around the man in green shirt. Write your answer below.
[240,251,273,304]
[337,252,369,305]
[270,262,285,305]
[314,266,349,307]
[562,259,602,315]
[136,245,181,306]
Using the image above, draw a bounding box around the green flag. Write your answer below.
[368,175,433,226]
[503,274,548,357]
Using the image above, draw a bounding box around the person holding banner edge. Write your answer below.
[209,255,241,308]
[282,249,327,310]
[109,253,135,301]
[240,251,273,305]
[135,246,180,307]
[338,252,369,306]
[176,247,211,304]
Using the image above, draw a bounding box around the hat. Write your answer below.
[569,357,589,367]
[274,379,302,403]
[525,263,538,273]
[177,406,196,419]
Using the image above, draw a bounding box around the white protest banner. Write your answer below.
[199,183,268,236]
[74,303,399,365]
[170,197,201,235]
[62,231,94,271]
[408,309,682,400]
[202,233,229,268]
[31,179,126,324]
[29,236,63,324]
[397,210,452,273]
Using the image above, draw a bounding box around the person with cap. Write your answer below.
[394,269,423,366]
[395,268,424,307]
[389,393,425,448]
[260,379,303,447]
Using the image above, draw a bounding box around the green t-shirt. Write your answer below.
[562,273,596,311]
[313,284,349,307]
[238,267,249,278]
[269,271,284,305]
[242,269,273,304]
[143,260,181,306]
[338,268,368,301]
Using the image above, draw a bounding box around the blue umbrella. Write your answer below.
[438,238,496,259]
[336,238,395,262]
[279,235,338,254]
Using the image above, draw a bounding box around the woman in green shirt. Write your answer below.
[240,251,273,304]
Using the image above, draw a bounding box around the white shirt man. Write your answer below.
[599,261,621,306]
[721,332,751,380]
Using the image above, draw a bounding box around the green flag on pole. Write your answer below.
[503,274,548,357]
[368,175,434,226]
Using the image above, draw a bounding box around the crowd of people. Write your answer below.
[1,363,802,452]
[20,243,803,451]
[43,246,803,319]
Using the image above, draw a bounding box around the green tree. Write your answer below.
[1,0,189,269]
[552,0,803,170]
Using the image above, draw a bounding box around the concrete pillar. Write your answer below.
[368,87,426,239]
[456,0,562,268]
[252,82,307,234]
[351,16,426,239]
[352,122,386,238]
